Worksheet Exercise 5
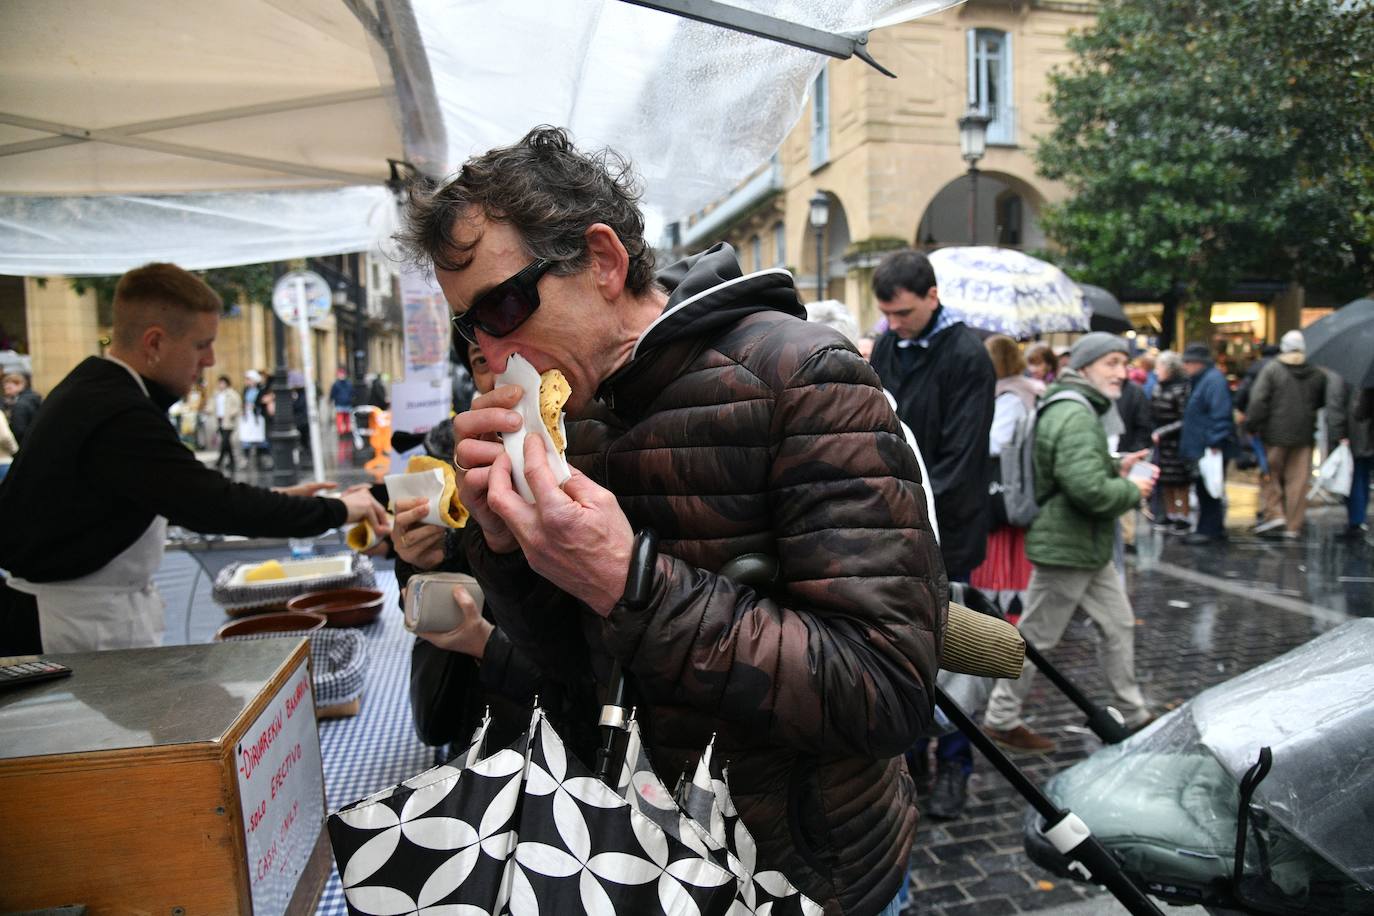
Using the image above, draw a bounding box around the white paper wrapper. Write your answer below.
[496,354,571,503]
[383,469,449,527]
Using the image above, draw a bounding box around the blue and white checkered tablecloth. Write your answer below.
[313,571,434,915]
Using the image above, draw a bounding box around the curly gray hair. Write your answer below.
[394,126,656,294]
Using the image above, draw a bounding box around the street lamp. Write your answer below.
[809,190,830,301]
[958,105,991,244]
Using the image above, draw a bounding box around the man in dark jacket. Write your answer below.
[867,249,993,822]
[1246,330,1326,538]
[1327,374,1374,540]
[869,250,995,583]
[398,127,944,915]
[0,263,388,654]
[1180,343,1234,544]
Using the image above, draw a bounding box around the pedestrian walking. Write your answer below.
[1245,330,1326,539]
[1179,343,1234,544]
[983,333,1158,752]
[2,372,42,445]
[869,248,995,821]
[1327,374,1374,540]
[210,374,241,473]
[329,367,354,436]
[971,334,1043,615]
[1150,350,1193,532]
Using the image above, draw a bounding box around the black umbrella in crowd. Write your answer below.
[1076,284,1134,334]
[1304,298,1374,388]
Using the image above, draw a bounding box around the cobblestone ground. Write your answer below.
[902,487,1371,916]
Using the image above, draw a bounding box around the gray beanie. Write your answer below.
[1069,332,1130,370]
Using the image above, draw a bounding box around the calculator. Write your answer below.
[0,658,73,690]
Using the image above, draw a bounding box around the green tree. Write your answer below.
[1036,0,1374,309]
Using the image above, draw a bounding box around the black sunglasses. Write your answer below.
[451,258,556,346]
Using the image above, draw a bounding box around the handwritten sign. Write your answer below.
[236,659,324,916]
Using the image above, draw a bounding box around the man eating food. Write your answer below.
[391,126,944,916]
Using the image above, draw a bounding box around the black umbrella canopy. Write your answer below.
[1304,298,1374,388]
[1076,284,1133,333]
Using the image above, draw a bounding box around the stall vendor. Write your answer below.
[0,263,389,654]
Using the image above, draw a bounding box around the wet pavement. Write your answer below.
[903,482,1369,916]
[199,447,1370,915]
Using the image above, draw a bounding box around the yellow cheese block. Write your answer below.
[405,455,469,528]
[244,559,287,581]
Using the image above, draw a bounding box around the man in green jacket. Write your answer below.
[983,333,1157,752]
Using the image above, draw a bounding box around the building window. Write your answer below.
[773,221,786,267]
[810,67,830,169]
[750,235,762,272]
[967,28,1015,145]
[996,192,1023,246]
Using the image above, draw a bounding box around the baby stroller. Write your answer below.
[1022,618,1374,915]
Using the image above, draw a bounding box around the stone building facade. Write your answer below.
[678,0,1098,335]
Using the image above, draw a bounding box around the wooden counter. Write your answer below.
[0,639,330,915]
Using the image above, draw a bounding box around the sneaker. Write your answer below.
[1182,532,1226,546]
[985,724,1056,753]
[925,765,969,820]
[1253,517,1286,535]
[1337,525,1369,542]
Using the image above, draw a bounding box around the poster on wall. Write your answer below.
[235,660,325,916]
[399,266,451,383]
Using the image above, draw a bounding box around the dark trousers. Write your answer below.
[1195,474,1226,538]
[1351,456,1372,528]
[217,424,236,470]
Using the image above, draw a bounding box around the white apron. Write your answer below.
[7,355,169,653]
[9,516,168,653]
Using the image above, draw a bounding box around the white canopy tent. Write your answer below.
[0,0,959,276]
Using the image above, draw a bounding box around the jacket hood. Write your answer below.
[1047,369,1112,414]
[633,243,804,358]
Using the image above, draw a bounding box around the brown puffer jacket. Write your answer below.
[467,244,947,915]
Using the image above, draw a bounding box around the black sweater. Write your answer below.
[0,357,346,583]
[871,319,995,578]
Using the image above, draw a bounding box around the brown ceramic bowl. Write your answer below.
[285,588,385,628]
[214,610,327,641]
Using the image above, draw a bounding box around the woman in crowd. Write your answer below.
[1025,342,1055,386]
[1149,350,1193,532]
[971,335,1045,615]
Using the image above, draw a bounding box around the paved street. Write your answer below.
[903,482,1369,916]
[200,442,1368,915]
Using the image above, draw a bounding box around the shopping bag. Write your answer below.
[1199,449,1224,500]
[1316,442,1354,499]
[238,411,266,446]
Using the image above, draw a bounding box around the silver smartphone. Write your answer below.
[403,572,484,632]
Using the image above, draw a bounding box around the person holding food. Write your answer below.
[392,127,944,916]
[0,263,389,655]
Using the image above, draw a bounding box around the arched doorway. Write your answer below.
[915,172,1047,251]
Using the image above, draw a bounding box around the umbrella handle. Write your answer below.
[594,659,631,784]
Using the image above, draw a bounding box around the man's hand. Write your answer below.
[273,480,338,498]
[416,586,494,659]
[1119,449,1151,475]
[453,385,526,554]
[392,497,447,570]
[486,431,635,617]
[340,488,389,534]
[1135,476,1157,501]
